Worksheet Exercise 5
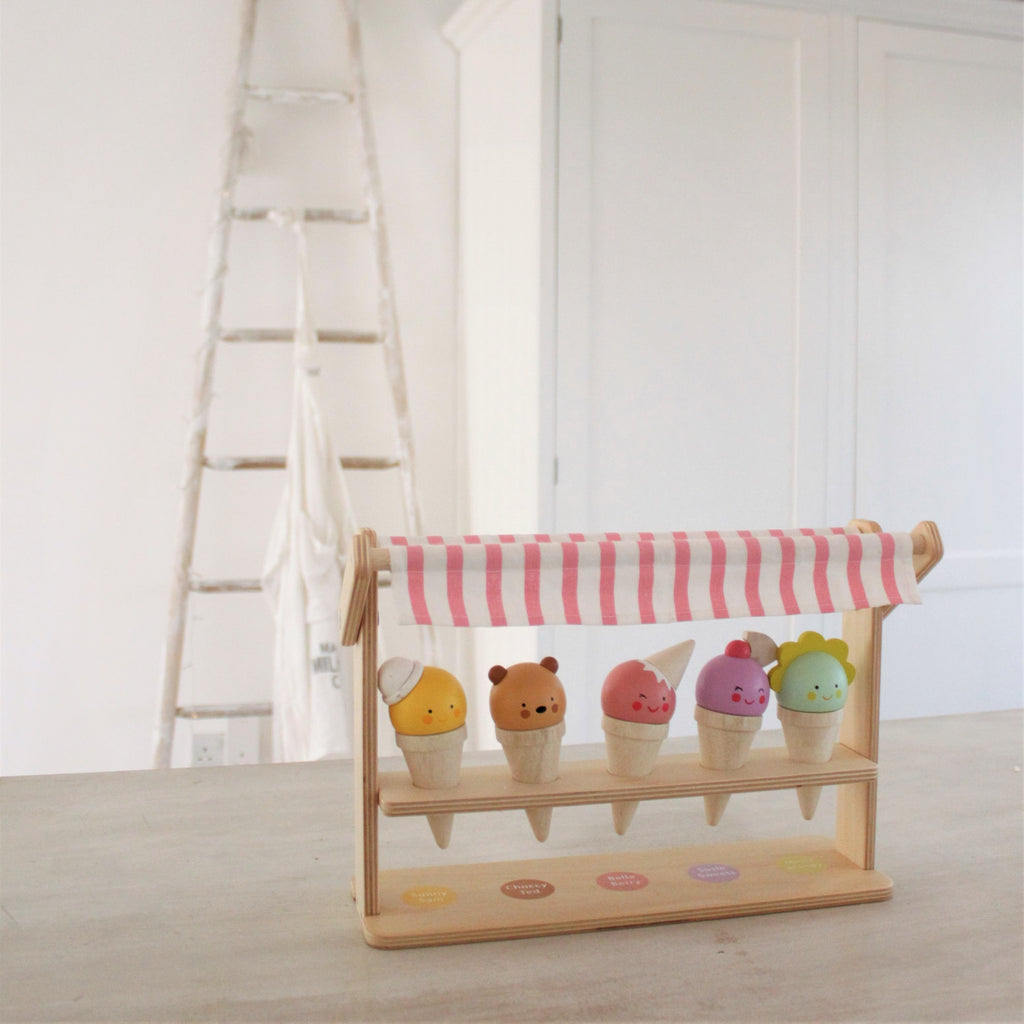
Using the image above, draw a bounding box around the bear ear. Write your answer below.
[540,656,559,674]
[488,665,507,685]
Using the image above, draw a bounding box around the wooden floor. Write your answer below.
[2,711,1022,1022]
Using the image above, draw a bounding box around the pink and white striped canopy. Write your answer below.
[383,528,920,628]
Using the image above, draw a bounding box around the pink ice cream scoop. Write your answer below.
[601,660,677,725]
[695,640,770,716]
[600,639,695,835]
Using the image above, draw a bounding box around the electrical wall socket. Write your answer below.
[226,717,262,765]
[191,731,225,767]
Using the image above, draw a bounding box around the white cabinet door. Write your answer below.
[556,0,832,535]
[856,21,1023,718]
[555,0,832,741]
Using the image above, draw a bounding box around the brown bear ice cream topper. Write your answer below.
[488,657,566,731]
[488,657,566,842]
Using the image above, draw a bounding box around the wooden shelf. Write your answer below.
[378,744,876,817]
[361,834,893,949]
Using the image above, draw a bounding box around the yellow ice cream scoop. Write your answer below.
[378,657,467,736]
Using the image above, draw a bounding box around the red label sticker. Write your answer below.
[501,878,555,900]
[596,871,649,891]
[688,863,740,883]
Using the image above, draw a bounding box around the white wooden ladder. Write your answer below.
[153,0,425,768]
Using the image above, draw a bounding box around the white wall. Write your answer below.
[1,0,462,775]
[453,0,1023,748]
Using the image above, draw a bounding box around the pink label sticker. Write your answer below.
[401,885,457,907]
[688,863,740,883]
[501,878,555,900]
[597,871,650,892]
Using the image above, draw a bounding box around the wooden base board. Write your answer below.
[358,835,892,949]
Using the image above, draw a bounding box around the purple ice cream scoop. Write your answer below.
[695,640,770,717]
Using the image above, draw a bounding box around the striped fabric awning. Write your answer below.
[383,529,920,628]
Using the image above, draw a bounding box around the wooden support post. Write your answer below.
[836,519,944,868]
[836,520,885,869]
[348,530,380,919]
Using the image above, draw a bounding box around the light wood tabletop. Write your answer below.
[3,711,1021,1023]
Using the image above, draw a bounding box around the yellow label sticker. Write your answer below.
[402,885,457,907]
[776,854,827,874]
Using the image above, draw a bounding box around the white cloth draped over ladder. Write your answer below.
[262,212,357,761]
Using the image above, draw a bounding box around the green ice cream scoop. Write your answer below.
[771,650,851,713]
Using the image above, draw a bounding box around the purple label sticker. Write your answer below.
[597,871,649,892]
[501,878,555,900]
[688,863,740,883]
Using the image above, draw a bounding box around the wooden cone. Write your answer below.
[396,725,466,849]
[602,716,669,776]
[777,708,842,762]
[694,707,762,826]
[496,722,565,842]
[611,800,639,836]
[796,785,823,821]
[495,721,565,783]
[777,708,843,822]
[602,716,669,835]
[702,793,732,827]
[525,806,553,842]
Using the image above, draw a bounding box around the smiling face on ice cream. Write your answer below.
[695,640,770,717]
[769,631,856,713]
[489,657,565,731]
[384,664,467,736]
[601,661,677,725]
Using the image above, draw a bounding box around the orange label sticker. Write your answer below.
[501,878,555,900]
[402,885,457,907]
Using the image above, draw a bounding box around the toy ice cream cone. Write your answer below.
[694,705,763,825]
[600,640,695,835]
[379,657,467,849]
[494,720,566,841]
[770,632,856,821]
[489,657,566,842]
[395,725,467,847]
[693,640,771,825]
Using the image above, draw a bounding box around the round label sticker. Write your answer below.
[596,871,649,892]
[501,878,555,900]
[402,885,457,907]
[688,863,740,883]
[776,853,827,875]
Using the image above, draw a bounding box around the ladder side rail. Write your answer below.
[153,0,260,769]
[341,0,424,541]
